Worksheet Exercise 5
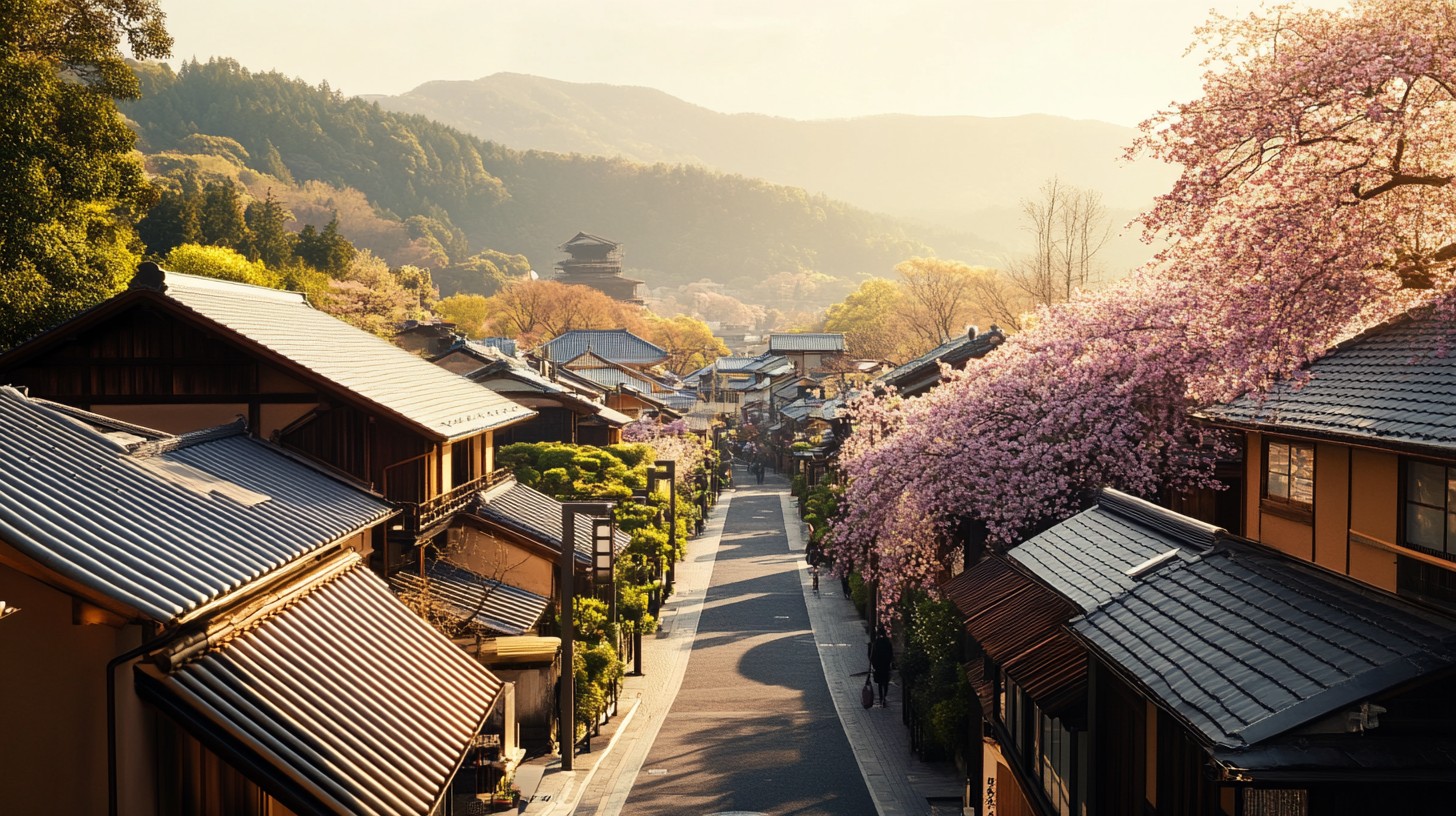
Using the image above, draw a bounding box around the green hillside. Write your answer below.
[367,72,1179,273]
[121,59,997,307]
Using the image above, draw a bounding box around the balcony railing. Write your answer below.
[397,467,511,536]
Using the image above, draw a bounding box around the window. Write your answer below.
[1404,459,1456,556]
[1264,440,1314,509]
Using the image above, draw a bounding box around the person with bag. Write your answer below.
[868,627,895,708]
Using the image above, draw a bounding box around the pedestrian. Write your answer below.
[869,627,894,708]
[756,462,764,484]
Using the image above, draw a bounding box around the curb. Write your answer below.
[525,696,643,816]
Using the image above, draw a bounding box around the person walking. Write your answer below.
[756,461,765,485]
[869,627,894,708]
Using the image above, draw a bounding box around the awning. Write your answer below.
[136,562,501,816]
[391,559,550,636]
[476,636,562,666]
[943,555,1086,716]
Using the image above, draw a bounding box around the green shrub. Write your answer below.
[849,572,868,615]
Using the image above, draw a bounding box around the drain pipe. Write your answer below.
[109,627,187,816]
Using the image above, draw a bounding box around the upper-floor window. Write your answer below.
[1265,439,1314,510]
[1404,459,1456,556]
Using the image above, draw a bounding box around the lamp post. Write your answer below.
[558,501,613,772]
[654,459,677,588]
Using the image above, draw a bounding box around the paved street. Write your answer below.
[620,477,875,816]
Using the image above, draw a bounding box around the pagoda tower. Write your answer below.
[553,232,645,305]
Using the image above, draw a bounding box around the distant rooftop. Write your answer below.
[768,333,846,353]
[537,329,667,366]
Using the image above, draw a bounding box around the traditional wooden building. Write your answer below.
[0,265,536,551]
[949,485,1456,816]
[1195,308,1456,608]
[876,326,1006,398]
[553,233,645,305]
[0,387,504,816]
[767,332,847,376]
[535,328,667,370]
[431,341,631,446]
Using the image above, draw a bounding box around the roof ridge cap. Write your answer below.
[128,417,248,459]
[1097,488,1222,551]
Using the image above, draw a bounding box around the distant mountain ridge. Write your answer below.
[121,59,995,317]
[366,72,1180,269]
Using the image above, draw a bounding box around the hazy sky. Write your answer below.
[158,0,1335,127]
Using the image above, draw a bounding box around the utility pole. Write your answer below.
[558,501,613,772]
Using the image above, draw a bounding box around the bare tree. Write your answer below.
[895,257,983,348]
[1004,177,1113,309]
[966,270,1031,333]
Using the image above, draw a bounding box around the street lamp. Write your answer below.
[558,501,614,772]
[653,460,677,587]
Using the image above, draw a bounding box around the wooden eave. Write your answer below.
[0,288,523,445]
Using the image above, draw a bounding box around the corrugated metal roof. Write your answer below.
[768,333,846,352]
[0,387,392,622]
[1199,310,1456,450]
[942,555,1086,715]
[537,329,666,366]
[1010,490,1215,613]
[1073,544,1456,748]
[475,482,629,564]
[136,562,500,816]
[392,560,550,636]
[143,269,534,441]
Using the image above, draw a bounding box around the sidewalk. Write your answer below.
[781,484,967,816]
[520,486,734,816]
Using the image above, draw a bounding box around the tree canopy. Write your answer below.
[0,0,170,348]
[831,0,1456,615]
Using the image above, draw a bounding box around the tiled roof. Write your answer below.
[537,329,667,366]
[391,559,550,636]
[136,561,500,816]
[714,357,759,373]
[571,366,660,392]
[1019,490,1456,750]
[1199,310,1456,450]
[472,337,518,357]
[1074,546,1456,748]
[743,354,790,373]
[943,555,1086,716]
[475,482,629,564]
[136,268,533,441]
[0,386,392,622]
[768,333,846,353]
[878,328,1006,395]
[1010,490,1218,613]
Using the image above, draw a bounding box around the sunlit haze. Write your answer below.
[157,0,1337,126]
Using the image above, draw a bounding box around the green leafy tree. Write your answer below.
[434,249,530,297]
[0,0,171,349]
[294,217,355,276]
[136,186,199,258]
[197,180,249,249]
[163,244,279,288]
[243,190,296,268]
[433,293,494,338]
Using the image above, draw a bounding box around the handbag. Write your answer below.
[861,669,875,709]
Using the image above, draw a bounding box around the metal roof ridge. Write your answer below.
[127,418,249,459]
[133,264,309,305]
[1097,488,1223,551]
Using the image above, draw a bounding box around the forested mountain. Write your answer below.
[121,59,996,311]
[365,72,1181,270]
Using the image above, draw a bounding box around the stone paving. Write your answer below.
[523,465,966,815]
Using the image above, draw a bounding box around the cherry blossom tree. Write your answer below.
[831,0,1456,615]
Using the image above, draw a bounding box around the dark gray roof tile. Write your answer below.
[1201,311,1456,450]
